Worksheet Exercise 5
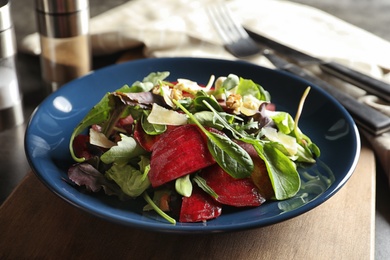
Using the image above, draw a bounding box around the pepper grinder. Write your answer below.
[0,0,24,131]
[35,0,91,92]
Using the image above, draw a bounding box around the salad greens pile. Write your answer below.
[67,72,320,224]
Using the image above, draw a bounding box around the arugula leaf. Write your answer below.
[193,174,218,199]
[143,192,176,224]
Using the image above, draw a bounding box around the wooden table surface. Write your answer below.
[0,141,375,259]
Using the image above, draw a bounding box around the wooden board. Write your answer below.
[0,143,375,260]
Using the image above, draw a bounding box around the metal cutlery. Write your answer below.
[206,4,261,58]
[206,3,390,135]
[245,28,390,103]
[263,52,390,135]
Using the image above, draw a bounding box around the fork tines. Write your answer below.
[206,4,261,58]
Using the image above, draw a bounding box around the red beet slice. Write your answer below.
[148,124,216,187]
[236,141,275,200]
[200,164,266,207]
[179,187,222,222]
[134,122,178,152]
[72,134,92,160]
[133,121,160,152]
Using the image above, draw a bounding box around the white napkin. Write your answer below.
[20,0,390,183]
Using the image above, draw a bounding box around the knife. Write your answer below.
[246,28,390,103]
[262,51,390,135]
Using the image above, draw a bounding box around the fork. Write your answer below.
[206,3,262,58]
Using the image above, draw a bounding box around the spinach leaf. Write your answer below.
[192,111,224,130]
[173,100,254,179]
[141,111,167,135]
[193,95,223,112]
[175,175,193,197]
[251,140,300,200]
[202,100,300,199]
[206,132,253,179]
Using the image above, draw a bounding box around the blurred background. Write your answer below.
[291,0,390,42]
[9,0,390,42]
[8,0,390,103]
[1,0,389,258]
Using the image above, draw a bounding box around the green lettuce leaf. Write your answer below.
[269,111,295,134]
[105,163,150,197]
[130,71,170,93]
[236,78,270,101]
[100,134,146,164]
[69,85,132,162]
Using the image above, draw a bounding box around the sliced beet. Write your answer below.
[200,164,265,207]
[236,141,275,200]
[133,122,178,152]
[148,124,215,187]
[250,156,275,200]
[72,134,92,160]
[133,121,160,152]
[179,186,222,223]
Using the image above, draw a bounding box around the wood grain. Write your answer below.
[0,143,375,260]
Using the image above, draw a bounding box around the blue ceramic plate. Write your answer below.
[25,57,360,233]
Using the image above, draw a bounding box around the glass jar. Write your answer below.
[35,0,91,92]
[0,0,24,131]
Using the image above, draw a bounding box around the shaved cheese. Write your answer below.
[147,103,187,125]
[262,126,298,156]
[89,128,116,148]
